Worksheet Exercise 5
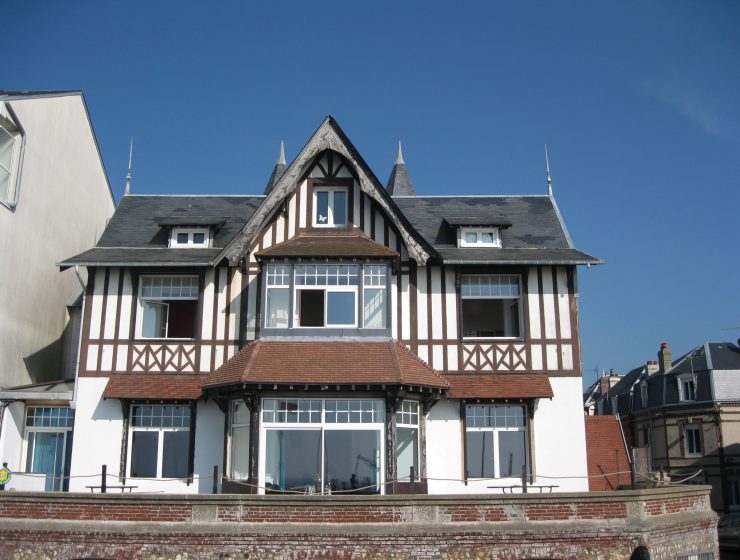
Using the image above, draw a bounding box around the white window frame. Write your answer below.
[265,264,291,329]
[460,275,523,340]
[258,398,385,495]
[0,115,24,210]
[312,186,348,227]
[362,265,387,329]
[128,404,191,479]
[136,275,199,340]
[23,406,75,491]
[396,400,420,481]
[293,265,359,328]
[684,423,702,457]
[169,227,211,248]
[678,375,697,402]
[459,227,501,248]
[464,404,528,480]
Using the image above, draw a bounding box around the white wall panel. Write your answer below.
[416,267,428,340]
[444,268,457,341]
[541,267,557,339]
[102,268,119,339]
[546,344,558,371]
[527,267,541,340]
[430,268,443,340]
[556,267,571,339]
[201,269,215,340]
[118,270,133,339]
[88,268,106,339]
[401,275,410,340]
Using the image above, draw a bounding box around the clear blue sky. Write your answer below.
[6,1,740,385]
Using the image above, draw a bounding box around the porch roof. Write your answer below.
[102,374,208,400]
[202,340,449,390]
[444,374,553,399]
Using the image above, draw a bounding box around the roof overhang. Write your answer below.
[102,374,207,401]
[445,374,553,400]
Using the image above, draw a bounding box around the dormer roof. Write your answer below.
[256,229,398,259]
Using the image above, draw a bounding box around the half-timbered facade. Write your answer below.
[53,117,600,495]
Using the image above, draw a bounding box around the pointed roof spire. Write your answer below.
[124,137,133,196]
[545,144,553,197]
[386,140,416,196]
[263,139,288,195]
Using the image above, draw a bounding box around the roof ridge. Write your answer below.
[389,341,404,384]
[393,341,449,387]
[243,340,262,380]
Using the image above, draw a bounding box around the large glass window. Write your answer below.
[295,265,359,327]
[313,187,347,227]
[266,265,290,328]
[679,376,697,402]
[25,407,74,491]
[138,276,199,339]
[684,424,702,457]
[461,275,521,338]
[0,124,18,204]
[363,265,387,328]
[262,398,384,494]
[231,401,251,480]
[396,401,419,481]
[130,405,191,478]
[465,404,527,479]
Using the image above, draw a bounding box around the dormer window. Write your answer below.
[459,227,501,248]
[313,187,347,227]
[170,227,210,248]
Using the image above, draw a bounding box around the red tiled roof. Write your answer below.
[584,415,631,491]
[202,340,448,390]
[444,374,554,399]
[255,229,398,259]
[102,374,207,400]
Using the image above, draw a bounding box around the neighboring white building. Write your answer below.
[4,115,600,495]
[0,91,115,490]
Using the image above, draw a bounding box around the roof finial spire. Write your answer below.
[278,139,286,165]
[124,137,133,196]
[545,144,553,196]
[396,140,405,165]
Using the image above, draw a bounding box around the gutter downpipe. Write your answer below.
[71,265,87,409]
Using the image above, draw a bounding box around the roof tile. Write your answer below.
[444,374,553,399]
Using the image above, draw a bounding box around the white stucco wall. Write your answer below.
[425,379,589,494]
[0,94,115,388]
[0,401,26,472]
[193,400,225,493]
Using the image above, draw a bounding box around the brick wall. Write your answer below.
[0,486,718,560]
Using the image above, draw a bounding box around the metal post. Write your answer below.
[212,465,219,494]
[410,465,416,495]
[630,449,637,490]
[521,464,528,494]
[101,464,107,494]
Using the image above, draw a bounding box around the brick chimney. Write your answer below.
[658,342,672,373]
[646,360,659,375]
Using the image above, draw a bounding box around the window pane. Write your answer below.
[499,431,526,478]
[461,275,519,298]
[265,429,321,492]
[166,300,197,338]
[324,430,380,493]
[0,127,14,170]
[327,291,356,325]
[266,288,289,328]
[177,233,189,244]
[141,301,168,338]
[193,233,205,245]
[162,431,190,478]
[315,191,329,224]
[465,232,478,244]
[363,288,385,328]
[0,170,10,202]
[465,431,494,478]
[462,298,520,338]
[131,432,158,477]
[231,425,250,480]
[397,427,418,480]
[332,191,347,225]
[299,290,324,326]
[482,232,495,244]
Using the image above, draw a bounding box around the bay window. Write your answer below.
[137,276,198,339]
[261,398,383,494]
[129,405,191,479]
[465,404,527,479]
[296,265,358,327]
[461,275,521,338]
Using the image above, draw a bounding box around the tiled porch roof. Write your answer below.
[444,374,553,399]
[255,230,398,259]
[202,340,448,390]
[102,374,207,400]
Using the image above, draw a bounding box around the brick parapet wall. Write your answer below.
[0,486,718,560]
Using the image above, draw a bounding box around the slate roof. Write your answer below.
[444,374,553,399]
[386,162,416,196]
[102,374,207,400]
[256,230,398,259]
[202,340,449,390]
[60,195,263,268]
[584,416,631,491]
[393,195,601,265]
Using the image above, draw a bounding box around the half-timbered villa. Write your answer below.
[49,117,600,495]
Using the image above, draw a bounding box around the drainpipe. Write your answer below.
[70,266,87,409]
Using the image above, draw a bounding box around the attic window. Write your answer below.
[170,227,210,248]
[459,227,501,248]
[313,187,347,227]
